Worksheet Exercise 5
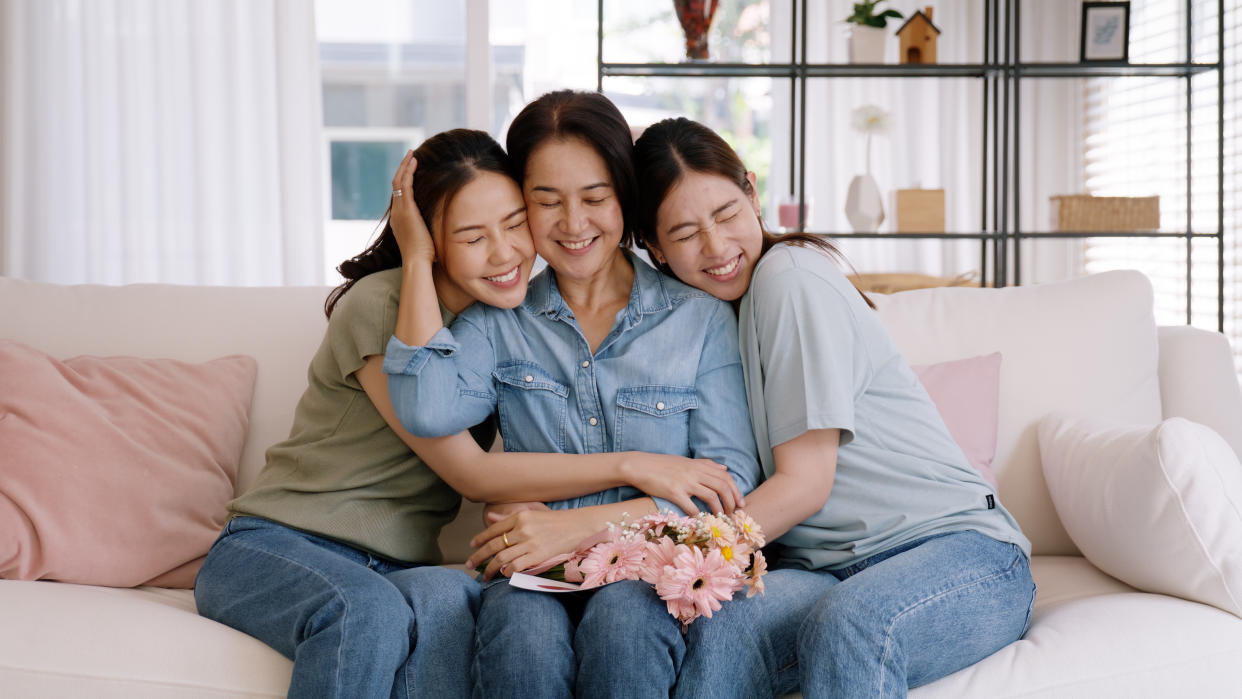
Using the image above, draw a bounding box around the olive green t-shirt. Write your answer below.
[229,268,493,564]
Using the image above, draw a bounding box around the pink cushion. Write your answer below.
[912,352,1002,488]
[0,340,257,588]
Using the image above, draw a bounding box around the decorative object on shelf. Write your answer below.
[1080,2,1130,63]
[844,1,903,63]
[895,188,946,232]
[673,0,721,61]
[845,105,889,232]
[847,271,978,294]
[778,194,811,231]
[896,7,941,64]
[1050,194,1158,232]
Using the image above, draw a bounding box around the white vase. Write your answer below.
[847,25,887,64]
[845,174,885,232]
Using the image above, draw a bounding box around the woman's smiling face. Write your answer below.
[522,137,626,283]
[433,170,535,310]
[650,170,764,302]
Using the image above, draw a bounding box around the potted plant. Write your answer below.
[844,1,903,63]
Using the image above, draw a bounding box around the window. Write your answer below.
[1081,0,1238,368]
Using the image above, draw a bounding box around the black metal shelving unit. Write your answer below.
[597,0,1226,331]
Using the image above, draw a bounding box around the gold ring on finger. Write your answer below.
[502,532,511,547]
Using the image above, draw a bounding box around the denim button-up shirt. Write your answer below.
[383,252,760,514]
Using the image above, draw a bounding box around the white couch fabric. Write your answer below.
[3,270,1242,697]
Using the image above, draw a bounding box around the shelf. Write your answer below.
[1016,62,1221,78]
[811,232,1000,240]
[600,62,796,79]
[803,64,994,78]
[1014,231,1222,239]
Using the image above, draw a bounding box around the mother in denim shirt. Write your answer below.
[384,90,760,697]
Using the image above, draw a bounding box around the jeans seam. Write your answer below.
[221,535,352,697]
[876,549,1023,697]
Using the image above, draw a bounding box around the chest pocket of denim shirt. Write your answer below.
[494,361,570,453]
[614,386,697,455]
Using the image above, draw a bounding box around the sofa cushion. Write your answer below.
[0,277,331,494]
[871,271,1163,555]
[1039,414,1242,617]
[911,556,1242,698]
[0,341,256,588]
[912,352,1002,488]
[0,580,291,698]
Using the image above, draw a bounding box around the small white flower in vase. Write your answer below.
[845,104,890,233]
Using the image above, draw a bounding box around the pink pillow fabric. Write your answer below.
[0,340,257,588]
[912,352,1002,488]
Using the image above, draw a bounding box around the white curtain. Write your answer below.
[770,0,1082,284]
[0,0,324,286]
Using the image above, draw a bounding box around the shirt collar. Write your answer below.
[521,248,673,321]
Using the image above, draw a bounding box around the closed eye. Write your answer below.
[507,218,528,231]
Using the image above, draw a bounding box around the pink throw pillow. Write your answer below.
[912,352,1002,488]
[0,340,256,588]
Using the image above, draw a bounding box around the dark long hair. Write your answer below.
[632,117,874,308]
[505,90,639,249]
[325,129,512,318]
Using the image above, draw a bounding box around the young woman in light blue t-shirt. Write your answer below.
[631,117,1037,699]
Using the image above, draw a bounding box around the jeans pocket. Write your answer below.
[614,385,696,454]
[494,360,570,452]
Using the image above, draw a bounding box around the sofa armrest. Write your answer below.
[1158,325,1242,459]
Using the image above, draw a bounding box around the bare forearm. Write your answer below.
[393,260,444,347]
[735,471,832,542]
[450,450,636,503]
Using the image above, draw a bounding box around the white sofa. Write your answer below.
[2,269,1241,697]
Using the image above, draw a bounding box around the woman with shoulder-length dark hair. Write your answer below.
[630,117,1035,699]
[383,92,761,697]
[195,127,745,698]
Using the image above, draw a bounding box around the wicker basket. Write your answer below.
[1049,195,1159,232]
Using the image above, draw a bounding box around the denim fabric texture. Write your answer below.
[472,579,684,699]
[194,517,479,699]
[383,252,761,515]
[675,530,1035,699]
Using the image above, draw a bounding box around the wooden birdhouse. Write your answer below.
[896,7,940,64]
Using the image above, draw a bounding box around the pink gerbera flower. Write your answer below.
[729,510,765,548]
[745,549,768,598]
[577,537,647,589]
[639,537,680,585]
[655,546,744,626]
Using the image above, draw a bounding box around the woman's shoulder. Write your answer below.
[753,242,851,293]
[330,268,402,325]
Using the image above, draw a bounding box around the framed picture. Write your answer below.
[1080,2,1130,63]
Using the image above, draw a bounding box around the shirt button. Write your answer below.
[581,360,590,368]
[524,375,533,383]
[589,417,598,426]
[656,402,665,411]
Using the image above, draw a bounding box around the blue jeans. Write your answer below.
[194,516,480,699]
[472,579,684,698]
[676,530,1035,698]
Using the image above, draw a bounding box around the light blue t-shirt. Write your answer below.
[738,243,1031,571]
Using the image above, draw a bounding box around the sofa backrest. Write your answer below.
[870,270,1163,555]
[0,277,330,494]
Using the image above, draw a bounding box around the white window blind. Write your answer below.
[1082,0,1239,370]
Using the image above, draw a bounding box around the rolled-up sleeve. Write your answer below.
[384,310,498,438]
[652,301,761,515]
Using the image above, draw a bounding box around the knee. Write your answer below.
[799,588,873,653]
[312,579,414,648]
[392,566,481,618]
[581,580,676,642]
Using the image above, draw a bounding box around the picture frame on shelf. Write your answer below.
[1079,2,1130,63]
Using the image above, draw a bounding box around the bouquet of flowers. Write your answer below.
[526,510,767,628]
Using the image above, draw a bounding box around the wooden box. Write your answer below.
[1050,195,1159,232]
[895,189,945,233]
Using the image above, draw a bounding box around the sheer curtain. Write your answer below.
[770,0,1082,283]
[0,0,324,286]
